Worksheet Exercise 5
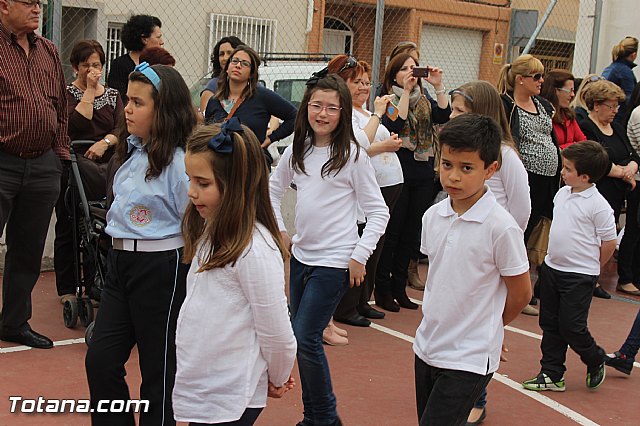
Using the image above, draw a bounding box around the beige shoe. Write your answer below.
[60,294,76,305]
[407,259,425,290]
[323,325,348,346]
[521,305,539,316]
[329,319,348,337]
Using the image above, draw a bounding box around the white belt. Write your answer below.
[112,236,184,252]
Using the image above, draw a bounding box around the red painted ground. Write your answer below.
[0,259,638,426]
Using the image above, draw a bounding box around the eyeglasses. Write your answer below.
[308,103,342,116]
[12,0,41,7]
[523,73,543,81]
[586,75,604,83]
[229,57,251,69]
[600,102,620,111]
[448,89,473,103]
[338,56,358,74]
[557,87,574,94]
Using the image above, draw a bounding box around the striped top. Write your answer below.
[0,22,69,160]
[628,105,640,155]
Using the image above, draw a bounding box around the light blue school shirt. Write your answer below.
[106,135,189,240]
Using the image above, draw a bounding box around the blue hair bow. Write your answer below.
[134,62,161,91]
[208,117,244,154]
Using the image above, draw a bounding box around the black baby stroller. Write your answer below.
[61,141,111,341]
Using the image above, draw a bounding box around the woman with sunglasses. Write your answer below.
[541,70,587,150]
[323,55,403,334]
[571,74,605,125]
[580,80,640,297]
[204,45,297,168]
[498,55,560,246]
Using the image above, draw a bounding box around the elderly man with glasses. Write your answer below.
[0,0,69,349]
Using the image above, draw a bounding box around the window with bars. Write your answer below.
[208,13,277,69]
[105,23,126,75]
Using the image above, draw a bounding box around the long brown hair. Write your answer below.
[540,69,575,124]
[215,45,261,101]
[381,53,423,95]
[115,65,197,180]
[291,74,359,177]
[452,81,516,148]
[182,124,287,270]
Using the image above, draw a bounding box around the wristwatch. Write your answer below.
[371,112,382,121]
[104,137,112,147]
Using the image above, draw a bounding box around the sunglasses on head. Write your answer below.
[338,56,358,74]
[523,73,543,81]
[448,89,473,103]
[587,75,604,83]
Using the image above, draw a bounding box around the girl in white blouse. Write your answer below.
[173,120,297,426]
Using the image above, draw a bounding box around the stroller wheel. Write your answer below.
[79,297,94,328]
[85,321,95,347]
[63,298,79,328]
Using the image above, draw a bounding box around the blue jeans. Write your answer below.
[290,256,349,426]
[620,308,640,358]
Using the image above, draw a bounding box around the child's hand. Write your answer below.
[280,231,292,250]
[283,376,295,391]
[348,259,366,287]
[500,344,509,362]
[267,382,286,398]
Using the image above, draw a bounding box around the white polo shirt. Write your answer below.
[545,184,616,276]
[414,188,529,375]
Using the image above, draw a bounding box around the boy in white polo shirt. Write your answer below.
[414,114,532,425]
[523,140,617,392]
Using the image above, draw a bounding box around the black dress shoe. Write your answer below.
[334,313,371,327]
[359,305,385,319]
[394,291,419,310]
[375,292,400,312]
[1,328,53,349]
[593,285,611,299]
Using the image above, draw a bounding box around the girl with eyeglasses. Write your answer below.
[319,55,403,342]
[204,45,297,169]
[269,74,389,426]
[580,79,640,298]
[540,70,587,150]
[498,55,560,249]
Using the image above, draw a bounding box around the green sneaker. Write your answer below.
[586,363,606,389]
[522,373,566,392]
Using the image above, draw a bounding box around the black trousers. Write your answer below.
[616,184,640,285]
[85,248,188,426]
[0,149,61,334]
[333,183,403,319]
[376,176,435,296]
[189,408,263,426]
[538,262,604,380]
[524,172,558,243]
[415,356,492,426]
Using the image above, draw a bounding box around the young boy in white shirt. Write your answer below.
[414,114,532,425]
[523,140,617,392]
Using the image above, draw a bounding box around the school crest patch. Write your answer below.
[129,205,152,226]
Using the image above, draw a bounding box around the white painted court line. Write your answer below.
[0,337,85,354]
[369,323,600,425]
